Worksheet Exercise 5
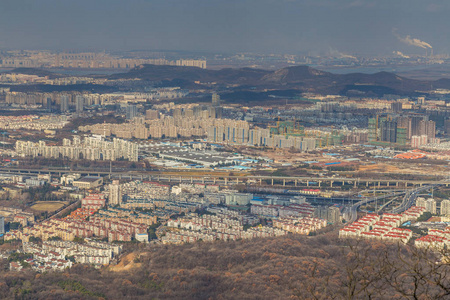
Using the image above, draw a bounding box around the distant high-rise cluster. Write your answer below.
[207,120,319,151]
[79,105,223,140]
[369,114,436,146]
[207,119,367,151]
[15,136,138,162]
[54,52,207,69]
[0,51,207,69]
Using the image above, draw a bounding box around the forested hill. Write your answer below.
[109,64,448,96]
[1,233,449,299]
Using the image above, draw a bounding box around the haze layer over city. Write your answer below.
[0,1,450,299]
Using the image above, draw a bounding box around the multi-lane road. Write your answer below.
[344,191,407,223]
[391,184,439,214]
[0,167,446,188]
[345,184,438,223]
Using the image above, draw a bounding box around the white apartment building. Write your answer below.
[16,136,138,162]
[441,200,450,215]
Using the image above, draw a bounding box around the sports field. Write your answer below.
[30,201,65,212]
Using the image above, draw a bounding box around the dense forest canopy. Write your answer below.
[1,233,449,299]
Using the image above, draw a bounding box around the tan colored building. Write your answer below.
[73,176,103,189]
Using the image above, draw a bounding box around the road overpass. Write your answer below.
[345,184,437,224]
[345,191,408,223]
[0,167,447,188]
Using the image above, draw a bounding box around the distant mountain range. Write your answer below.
[109,64,448,96]
[6,65,450,97]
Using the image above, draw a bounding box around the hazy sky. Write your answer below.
[0,0,449,56]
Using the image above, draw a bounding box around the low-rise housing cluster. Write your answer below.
[273,216,327,235]
[6,214,148,243]
[10,253,72,273]
[163,209,327,244]
[0,114,68,131]
[96,207,157,226]
[0,205,34,226]
[23,239,122,267]
[415,227,450,249]
[339,206,426,244]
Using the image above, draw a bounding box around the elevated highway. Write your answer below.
[345,184,437,224]
[0,167,446,188]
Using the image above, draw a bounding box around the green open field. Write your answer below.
[30,201,65,212]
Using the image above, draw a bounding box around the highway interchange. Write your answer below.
[345,184,438,223]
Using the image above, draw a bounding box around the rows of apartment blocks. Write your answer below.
[23,243,72,266]
[415,227,450,249]
[0,54,206,69]
[15,135,138,162]
[163,221,288,244]
[5,216,148,243]
[3,90,188,108]
[80,108,227,140]
[0,114,68,131]
[401,197,450,216]
[80,119,203,140]
[122,192,244,214]
[118,180,170,202]
[272,217,327,235]
[81,191,193,224]
[0,74,107,86]
[96,207,157,226]
[117,181,220,203]
[4,91,108,107]
[10,252,73,273]
[164,211,327,243]
[23,239,121,266]
[121,198,219,219]
[0,206,34,227]
[54,57,207,69]
[168,214,243,230]
[338,206,426,244]
[207,125,317,151]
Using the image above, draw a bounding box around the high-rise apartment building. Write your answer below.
[60,95,70,112]
[212,93,220,107]
[391,102,403,113]
[126,104,137,120]
[380,120,397,143]
[0,216,4,234]
[418,120,435,142]
[109,180,122,206]
[411,135,429,148]
[145,109,159,120]
[426,198,437,214]
[314,206,341,224]
[75,95,84,113]
[416,197,426,208]
[445,119,450,137]
[441,200,450,215]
